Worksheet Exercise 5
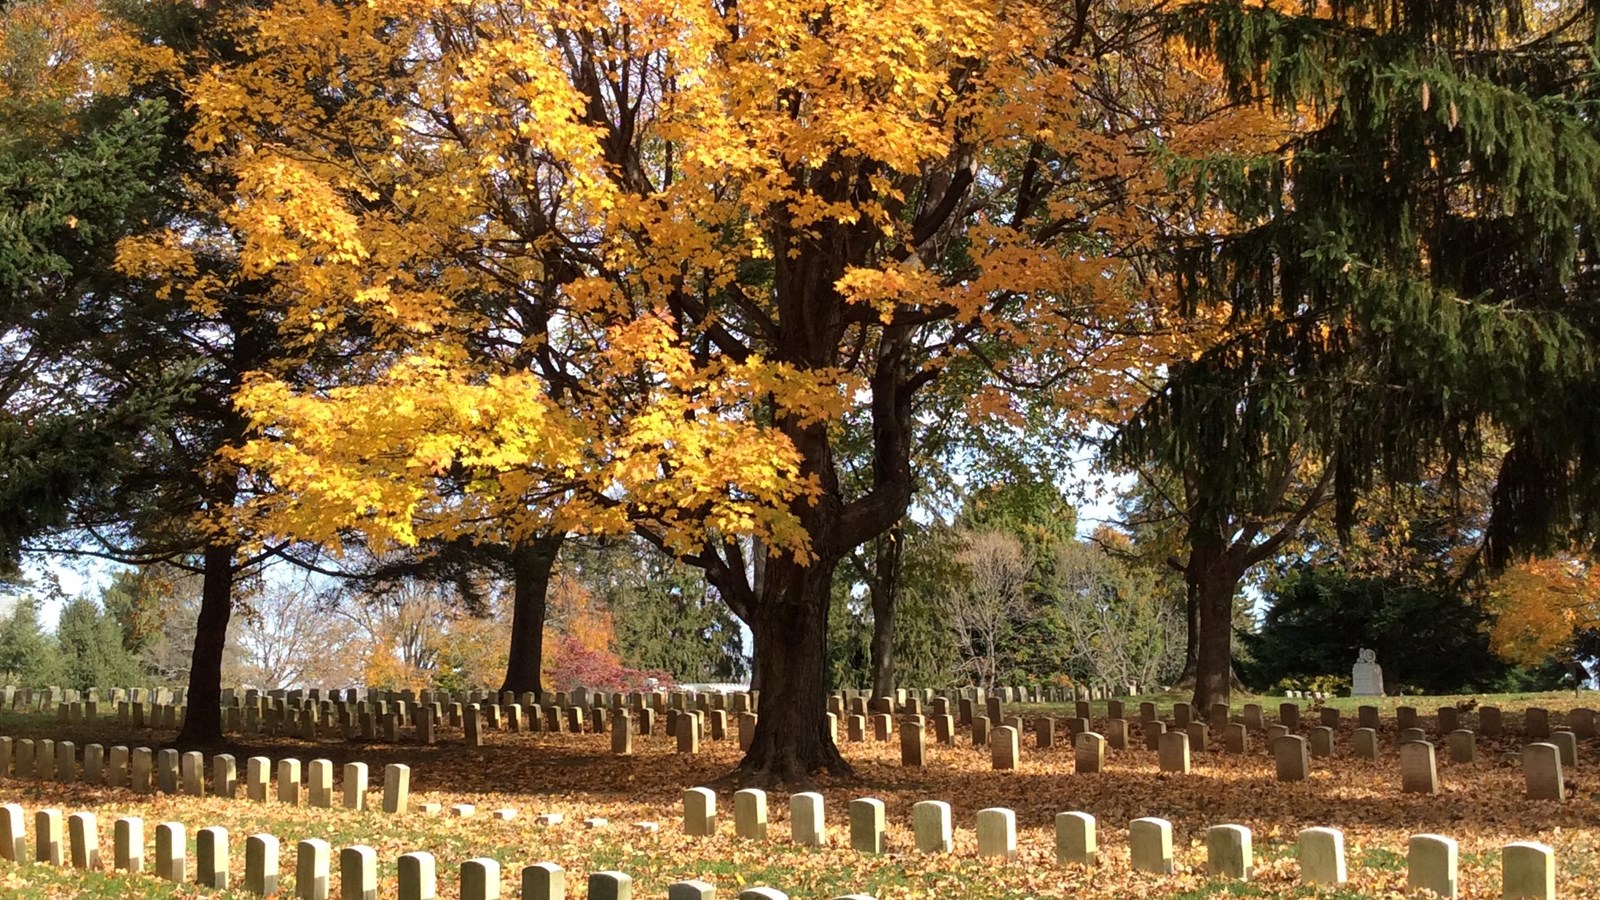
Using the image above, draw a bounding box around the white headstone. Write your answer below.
[1352,648,1385,696]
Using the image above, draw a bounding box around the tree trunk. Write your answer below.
[737,554,850,785]
[868,597,896,698]
[1191,568,1239,710]
[868,526,902,698]
[748,537,766,693]
[176,543,235,747]
[499,533,564,697]
[1175,578,1200,687]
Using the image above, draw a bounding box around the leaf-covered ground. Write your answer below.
[1,692,1598,898]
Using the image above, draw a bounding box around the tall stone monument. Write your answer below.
[1352,649,1384,697]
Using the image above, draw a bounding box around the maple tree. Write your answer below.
[190,0,1265,781]
[1485,556,1600,669]
[343,575,468,691]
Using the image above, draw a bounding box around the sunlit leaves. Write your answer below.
[175,0,1274,570]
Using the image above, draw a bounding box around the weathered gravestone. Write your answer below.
[849,798,885,853]
[734,789,767,840]
[1225,723,1248,753]
[976,808,1017,859]
[1523,743,1564,801]
[1207,824,1253,881]
[912,800,951,853]
[1502,841,1555,900]
[1352,648,1384,696]
[1358,705,1380,729]
[1275,735,1310,781]
[1407,834,1457,899]
[1437,706,1460,734]
[1551,730,1577,768]
[1144,720,1166,751]
[1525,707,1551,740]
[1401,741,1440,795]
[1056,811,1096,866]
[1158,731,1191,774]
[901,716,927,766]
[1075,732,1105,774]
[1309,726,1334,758]
[1104,718,1128,750]
[1480,705,1503,736]
[992,725,1019,770]
[1279,702,1300,730]
[1298,827,1347,885]
[1129,818,1173,874]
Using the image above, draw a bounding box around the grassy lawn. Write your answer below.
[1,690,1597,897]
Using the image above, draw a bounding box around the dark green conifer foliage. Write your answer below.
[0,596,62,686]
[55,595,143,691]
[1114,0,1600,707]
[0,70,180,566]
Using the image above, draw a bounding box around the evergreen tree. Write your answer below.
[1116,0,1600,708]
[887,522,963,690]
[31,0,339,744]
[1240,566,1565,694]
[0,595,62,686]
[0,2,184,567]
[957,477,1079,685]
[55,595,142,691]
[571,538,748,683]
[99,566,173,662]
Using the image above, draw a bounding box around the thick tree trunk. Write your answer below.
[868,527,901,698]
[176,543,235,747]
[737,555,849,785]
[499,533,564,697]
[1191,568,1239,711]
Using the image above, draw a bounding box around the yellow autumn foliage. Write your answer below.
[1486,556,1600,666]
[160,0,1283,563]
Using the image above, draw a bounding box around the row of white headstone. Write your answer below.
[0,790,1557,900]
[0,801,811,900]
[678,788,1554,899]
[0,736,413,813]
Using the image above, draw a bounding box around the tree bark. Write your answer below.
[499,533,565,697]
[1191,567,1239,710]
[720,145,918,782]
[1174,578,1200,688]
[868,526,902,698]
[176,542,235,747]
[748,537,766,694]
[737,554,850,785]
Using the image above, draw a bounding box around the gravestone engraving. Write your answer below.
[1352,648,1384,696]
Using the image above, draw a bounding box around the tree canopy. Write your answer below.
[172,0,1261,779]
[2,0,1599,781]
[1112,0,1600,708]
